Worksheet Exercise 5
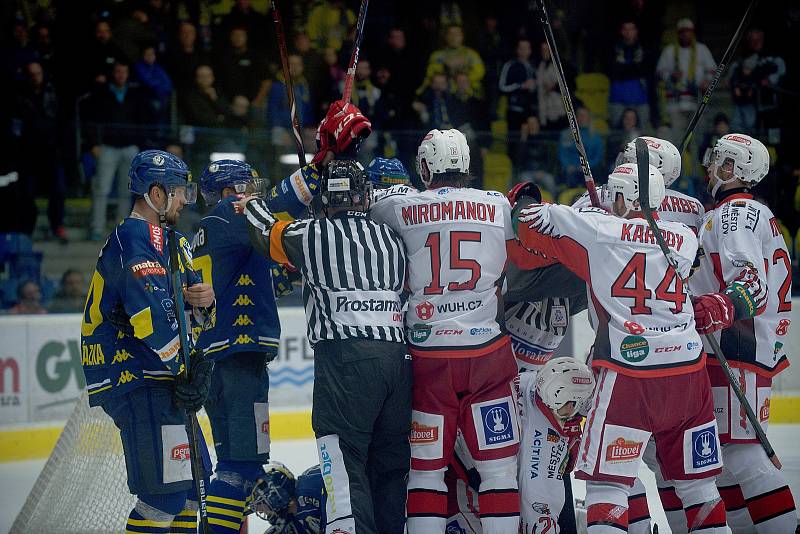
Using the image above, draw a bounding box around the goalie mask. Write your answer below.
[416,128,470,187]
[536,357,595,419]
[616,136,681,187]
[702,133,769,197]
[607,163,665,217]
[250,461,296,522]
[320,159,372,210]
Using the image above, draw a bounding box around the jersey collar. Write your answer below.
[714,188,753,208]
[535,393,566,435]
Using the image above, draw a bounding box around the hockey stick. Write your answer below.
[167,228,212,533]
[271,0,306,167]
[634,138,780,470]
[678,0,758,154]
[534,0,600,208]
[341,0,369,104]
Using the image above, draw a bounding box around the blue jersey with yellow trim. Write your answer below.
[192,196,284,359]
[265,164,322,220]
[80,217,201,406]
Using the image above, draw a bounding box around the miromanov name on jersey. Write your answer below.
[620,223,685,251]
[400,201,498,226]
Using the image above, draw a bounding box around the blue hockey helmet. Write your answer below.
[128,150,197,209]
[199,159,266,204]
[251,461,297,522]
[366,157,410,188]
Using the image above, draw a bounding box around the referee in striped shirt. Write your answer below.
[242,159,411,534]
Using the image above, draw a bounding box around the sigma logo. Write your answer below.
[614,166,635,174]
[171,444,190,461]
[644,138,662,149]
[605,437,643,462]
[261,421,269,434]
[416,300,435,320]
[149,225,164,253]
[624,321,645,335]
[727,135,752,145]
[410,421,438,444]
[572,376,592,385]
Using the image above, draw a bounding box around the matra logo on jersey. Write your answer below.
[410,421,439,444]
[605,438,643,462]
[171,444,190,461]
[624,321,645,335]
[131,260,167,278]
[416,300,435,320]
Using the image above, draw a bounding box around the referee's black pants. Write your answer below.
[312,338,412,534]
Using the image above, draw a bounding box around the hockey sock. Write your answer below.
[626,489,651,534]
[169,509,197,533]
[659,485,688,534]
[745,486,796,533]
[407,467,448,533]
[718,483,755,533]
[126,503,173,534]
[585,481,630,533]
[474,456,519,534]
[206,480,246,533]
[673,478,726,533]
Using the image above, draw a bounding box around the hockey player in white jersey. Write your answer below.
[370,128,521,533]
[689,133,797,532]
[516,163,726,533]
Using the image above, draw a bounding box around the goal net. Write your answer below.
[9,393,215,534]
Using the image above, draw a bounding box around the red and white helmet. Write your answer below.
[618,136,682,187]
[607,162,665,216]
[416,128,470,187]
[703,133,770,196]
[536,357,595,418]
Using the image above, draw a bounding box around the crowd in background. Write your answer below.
[1,0,800,311]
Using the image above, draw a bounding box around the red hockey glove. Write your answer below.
[692,292,735,335]
[312,101,372,164]
[507,181,542,207]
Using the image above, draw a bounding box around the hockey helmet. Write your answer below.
[616,136,682,187]
[128,150,196,219]
[251,461,297,522]
[366,157,410,188]
[416,129,470,187]
[535,357,595,419]
[321,159,371,210]
[199,159,267,204]
[607,163,665,216]
[703,133,769,196]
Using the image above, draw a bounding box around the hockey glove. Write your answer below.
[517,203,555,237]
[312,101,372,165]
[506,181,542,207]
[692,293,735,335]
[174,350,214,412]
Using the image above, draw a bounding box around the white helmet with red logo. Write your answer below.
[704,133,770,196]
[416,128,470,187]
[607,162,665,216]
[618,136,682,187]
[536,357,595,418]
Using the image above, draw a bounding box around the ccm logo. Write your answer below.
[171,444,190,460]
[655,345,682,353]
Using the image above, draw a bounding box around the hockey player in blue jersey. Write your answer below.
[194,160,298,532]
[80,149,216,534]
[251,462,325,534]
[366,157,410,189]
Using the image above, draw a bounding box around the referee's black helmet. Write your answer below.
[321,160,371,210]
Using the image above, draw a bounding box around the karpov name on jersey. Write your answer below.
[620,223,685,251]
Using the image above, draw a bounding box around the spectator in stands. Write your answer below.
[226,94,254,130]
[85,60,146,240]
[7,280,47,315]
[537,41,567,131]
[374,27,420,106]
[165,22,211,93]
[699,113,731,169]
[31,23,55,78]
[453,72,489,187]
[3,18,37,82]
[49,269,86,313]
[655,18,716,141]
[86,20,128,86]
[608,20,650,129]
[306,0,355,52]
[516,115,557,195]
[180,64,230,127]
[113,5,158,66]
[558,104,604,187]
[499,38,537,134]
[216,27,269,106]
[419,25,485,97]
[730,28,786,132]
[319,47,345,115]
[346,58,381,118]
[14,61,67,243]
[477,13,508,121]
[134,45,173,124]
[607,107,642,166]
[218,0,272,53]
[293,32,325,117]
[266,54,312,144]
[413,72,457,130]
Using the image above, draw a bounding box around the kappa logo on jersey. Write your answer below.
[236,274,255,286]
[606,437,643,463]
[691,426,719,469]
[234,334,255,344]
[480,401,513,445]
[171,443,190,461]
[776,319,791,336]
[409,323,432,343]
[233,294,254,306]
[149,224,164,253]
[410,421,438,444]
[131,260,167,277]
[620,335,649,362]
[547,428,560,443]
[116,370,137,385]
[416,300,434,320]
[233,314,254,326]
[624,321,645,335]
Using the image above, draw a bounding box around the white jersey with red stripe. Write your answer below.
[517,204,705,377]
[692,192,791,377]
[573,186,705,231]
[370,184,514,357]
[505,298,569,371]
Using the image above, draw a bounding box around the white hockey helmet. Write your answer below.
[617,136,682,187]
[607,162,665,216]
[416,128,471,187]
[535,357,595,419]
[703,133,770,196]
